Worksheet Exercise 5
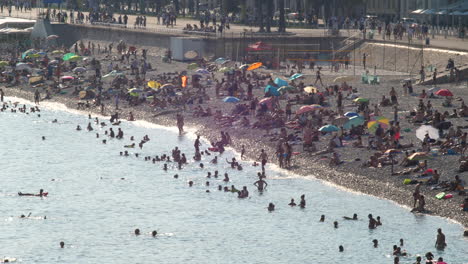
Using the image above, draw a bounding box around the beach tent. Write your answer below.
[274,77,288,87]
[264,85,280,96]
[435,89,453,97]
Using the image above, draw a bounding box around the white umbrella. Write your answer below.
[416,125,439,141]
[73,67,87,73]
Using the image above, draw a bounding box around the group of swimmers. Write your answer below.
[2,100,453,262]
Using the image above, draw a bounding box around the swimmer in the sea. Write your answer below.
[288,199,296,206]
[334,221,338,228]
[76,125,82,131]
[299,194,306,208]
[372,239,378,247]
[152,230,157,237]
[188,181,193,187]
[319,215,325,222]
[223,173,229,182]
[134,229,140,235]
[87,122,93,131]
[343,213,358,220]
[210,156,218,164]
[268,203,275,212]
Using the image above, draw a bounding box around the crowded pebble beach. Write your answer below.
[1,36,468,263]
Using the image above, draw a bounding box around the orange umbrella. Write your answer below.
[247,62,262,71]
[181,75,188,88]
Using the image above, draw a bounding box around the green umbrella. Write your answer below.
[68,55,83,62]
[0,61,9,67]
[62,53,76,61]
[353,97,369,103]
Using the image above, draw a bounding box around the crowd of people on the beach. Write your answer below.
[0,26,467,262]
[0,98,457,263]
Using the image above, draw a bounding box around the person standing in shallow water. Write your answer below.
[176,114,184,135]
[435,228,447,250]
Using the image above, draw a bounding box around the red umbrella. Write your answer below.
[435,89,453,97]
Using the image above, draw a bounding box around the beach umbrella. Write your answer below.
[435,89,453,97]
[68,55,83,62]
[73,67,86,73]
[333,76,353,83]
[62,53,76,61]
[47,34,59,40]
[416,125,439,141]
[332,116,349,126]
[161,84,174,89]
[0,61,8,67]
[49,60,59,65]
[353,97,369,103]
[223,96,240,103]
[259,97,273,105]
[102,70,123,79]
[195,68,210,74]
[16,63,31,70]
[247,62,262,71]
[343,116,364,130]
[384,149,402,155]
[408,152,431,161]
[319,125,339,133]
[274,77,288,87]
[21,49,37,59]
[147,81,161,89]
[304,86,318,93]
[289,73,303,81]
[239,64,250,70]
[218,67,233,73]
[187,63,199,70]
[52,50,63,55]
[215,57,228,65]
[27,53,41,58]
[265,85,280,96]
[61,76,74,81]
[296,105,321,115]
[344,111,359,118]
[278,86,295,93]
[367,116,389,132]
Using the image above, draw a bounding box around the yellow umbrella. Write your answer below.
[148,81,161,89]
[247,62,262,71]
[304,86,318,93]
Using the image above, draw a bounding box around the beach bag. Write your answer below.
[435,192,446,200]
[444,194,453,199]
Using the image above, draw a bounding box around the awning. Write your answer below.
[435,10,448,15]
[411,9,424,14]
[422,9,436,15]
[450,11,464,15]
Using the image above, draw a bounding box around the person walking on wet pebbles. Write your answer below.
[258,149,268,169]
[435,228,447,250]
[0,88,4,102]
[34,89,40,105]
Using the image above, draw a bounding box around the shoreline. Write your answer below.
[5,87,468,230]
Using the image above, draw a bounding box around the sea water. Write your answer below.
[1,97,467,264]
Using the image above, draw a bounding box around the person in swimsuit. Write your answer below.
[435,228,447,250]
[253,176,268,191]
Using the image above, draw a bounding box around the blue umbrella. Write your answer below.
[223,96,240,103]
[343,116,365,130]
[344,111,359,118]
[319,125,339,133]
[274,77,288,87]
[265,85,280,96]
[289,73,303,81]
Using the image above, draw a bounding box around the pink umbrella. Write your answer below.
[61,76,74,81]
[296,104,322,115]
